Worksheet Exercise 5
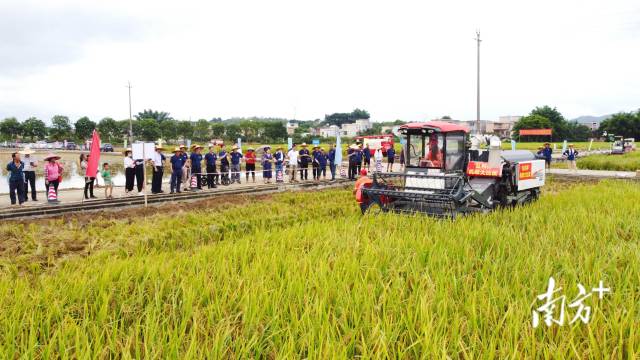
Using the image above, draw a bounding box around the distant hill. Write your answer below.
[570,114,611,125]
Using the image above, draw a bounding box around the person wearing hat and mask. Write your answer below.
[328,144,337,181]
[190,145,204,190]
[261,146,273,184]
[563,144,579,171]
[274,146,285,182]
[122,149,135,194]
[19,147,38,201]
[6,152,25,205]
[298,143,310,180]
[244,147,256,183]
[43,153,63,198]
[219,145,230,185]
[169,147,186,193]
[541,143,553,170]
[311,146,321,180]
[287,144,298,182]
[205,146,218,189]
[151,145,166,194]
[230,145,243,184]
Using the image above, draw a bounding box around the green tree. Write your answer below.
[97,117,120,143]
[512,114,552,141]
[211,122,225,138]
[177,121,194,141]
[351,108,370,119]
[194,119,211,141]
[225,124,242,141]
[136,109,172,122]
[49,115,73,141]
[529,106,567,141]
[116,120,133,141]
[74,116,96,141]
[159,119,178,141]
[263,122,287,142]
[565,121,592,141]
[22,117,47,141]
[136,118,161,141]
[599,111,640,139]
[0,117,23,141]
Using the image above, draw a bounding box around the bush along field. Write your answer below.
[577,151,640,171]
[0,180,639,358]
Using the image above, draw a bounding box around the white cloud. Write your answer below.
[1,0,639,123]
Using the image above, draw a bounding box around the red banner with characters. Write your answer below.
[467,161,502,177]
[519,128,552,136]
[518,163,533,180]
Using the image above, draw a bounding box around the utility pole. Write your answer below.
[474,30,481,135]
[127,81,133,143]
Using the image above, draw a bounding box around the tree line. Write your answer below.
[0,110,288,144]
[598,110,640,139]
[512,106,593,142]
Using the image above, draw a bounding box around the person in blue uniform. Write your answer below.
[347,145,356,180]
[328,145,337,180]
[230,145,243,184]
[170,147,185,193]
[205,146,218,188]
[190,145,204,190]
[262,146,273,183]
[541,142,553,169]
[318,148,328,180]
[386,146,396,172]
[219,145,230,185]
[354,145,363,176]
[363,143,371,170]
[311,146,321,180]
[298,143,310,180]
[274,146,285,182]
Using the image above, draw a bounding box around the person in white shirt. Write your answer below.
[123,149,135,194]
[19,147,38,201]
[151,146,165,194]
[374,148,384,173]
[287,144,298,182]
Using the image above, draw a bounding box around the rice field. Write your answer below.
[0,179,638,358]
[578,151,640,171]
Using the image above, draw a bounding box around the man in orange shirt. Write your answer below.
[244,147,256,183]
[354,169,373,212]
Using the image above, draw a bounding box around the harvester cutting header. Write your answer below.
[360,121,545,218]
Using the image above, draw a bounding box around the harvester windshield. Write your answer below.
[404,127,466,172]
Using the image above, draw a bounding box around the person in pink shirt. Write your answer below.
[43,153,64,196]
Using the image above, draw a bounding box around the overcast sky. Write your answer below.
[1,0,639,123]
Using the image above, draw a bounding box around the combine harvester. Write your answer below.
[360,121,545,218]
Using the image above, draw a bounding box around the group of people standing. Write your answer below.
[346,143,402,180]
[5,148,65,205]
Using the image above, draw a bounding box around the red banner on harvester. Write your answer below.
[467,161,502,177]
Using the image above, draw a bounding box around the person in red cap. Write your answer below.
[353,168,373,212]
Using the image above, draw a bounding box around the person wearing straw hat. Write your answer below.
[298,143,310,181]
[244,147,256,183]
[230,145,243,184]
[6,152,25,205]
[541,142,553,170]
[19,147,38,202]
[563,143,579,172]
[261,146,273,184]
[123,148,135,195]
[151,145,166,194]
[205,146,218,189]
[169,147,186,193]
[43,153,63,199]
[190,144,204,190]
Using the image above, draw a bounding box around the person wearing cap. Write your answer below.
[170,147,186,193]
[262,146,273,184]
[287,144,298,182]
[19,147,38,201]
[386,145,396,172]
[123,149,135,194]
[298,143,310,180]
[219,145,230,185]
[318,148,328,180]
[563,144,579,171]
[244,147,256,183]
[363,143,371,171]
[43,153,64,198]
[311,146,321,180]
[6,152,25,205]
[347,144,357,180]
[230,145,243,184]
[274,146,285,182]
[190,145,204,190]
[205,146,218,189]
[541,143,553,170]
[151,146,166,194]
[327,144,336,181]
[353,168,373,213]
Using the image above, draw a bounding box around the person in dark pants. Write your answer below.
[354,145,363,176]
[219,146,230,185]
[19,147,38,201]
[328,144,337,180]
[363,144,371,170]
[230,145,243,184]
[386,146,396,172]
[134,157,145,194]
[151,146,165,194]
[347,145,357,180]
[189,145,204,189]
[541,142,553,169]
[298,143,310,180]
[123,149,135,194]
[81,154,97,199]
[170,147,185,193]
[318,148,328,179]
[205,146,218,188]
[311,146,320,180]
[6,152,25,205]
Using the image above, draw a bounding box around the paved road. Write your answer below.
[548,168,637,179]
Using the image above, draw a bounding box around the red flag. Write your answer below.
[86,129,101,177]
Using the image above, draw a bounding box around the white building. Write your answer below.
[286,122,298,135]
[319,125,340,138]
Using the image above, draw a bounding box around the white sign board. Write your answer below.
[143,143,155,160]
[132,143,144,160]
[516,160,546,191]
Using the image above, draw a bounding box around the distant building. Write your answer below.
[319,125,339,138]
[286,122,298,135]
[440,116,519,138]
